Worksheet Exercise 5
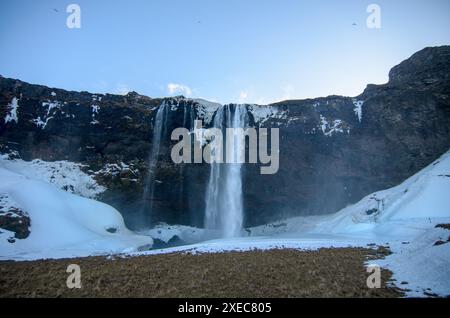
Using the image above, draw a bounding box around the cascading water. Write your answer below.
[204,104,248,237]
[178,104,195,219]
[140,101,168,227]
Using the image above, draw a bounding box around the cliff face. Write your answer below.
[1,46,449,229]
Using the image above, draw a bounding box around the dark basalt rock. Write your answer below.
[0,46,449,229]
[0,207,31,239]
[366,209,378,216]
[433,239,449,246]
[151,235,185,249]
[105,227,118,234]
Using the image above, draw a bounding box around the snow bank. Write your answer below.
[0,167,152,261]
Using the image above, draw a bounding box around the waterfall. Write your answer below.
[140,101,168,227]
[178,104,193,220]
[204,104,248,237]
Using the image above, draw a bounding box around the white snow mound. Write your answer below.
[0,167,152,260]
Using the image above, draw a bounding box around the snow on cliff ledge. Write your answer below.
[0,155,105,199]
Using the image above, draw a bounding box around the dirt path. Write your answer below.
[0,248,403,298]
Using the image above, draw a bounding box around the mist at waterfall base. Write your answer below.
[130,102,252,242]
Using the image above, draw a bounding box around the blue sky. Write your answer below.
[0,0,449,104]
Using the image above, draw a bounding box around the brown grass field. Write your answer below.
[0,247,403,298]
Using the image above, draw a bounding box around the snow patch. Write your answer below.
[319,115,349,136]
[31,100,63,129]
[4,97,19,124]
[31,116,52,129]
[42,101,63,116]
[248,104,287,126]
[192,99,222,124]
[91,104,100,125]
[92,95,102,102]
[0,193,25,219]
[92,162,139,184]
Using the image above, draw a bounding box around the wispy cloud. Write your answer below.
[238,91,248,103]
[167,83,192,96]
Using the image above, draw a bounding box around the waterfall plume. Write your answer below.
[204,104,248,237]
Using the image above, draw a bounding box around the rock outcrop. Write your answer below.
[1,46,449,229]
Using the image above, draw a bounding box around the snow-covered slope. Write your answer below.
[135,150,450,297]
[0,162,153,260]
[251,150,450,296]
[312,151,450,235]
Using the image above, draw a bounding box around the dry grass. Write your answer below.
[0,247,403,298]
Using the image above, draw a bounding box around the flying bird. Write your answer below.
[53,8,59,13]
